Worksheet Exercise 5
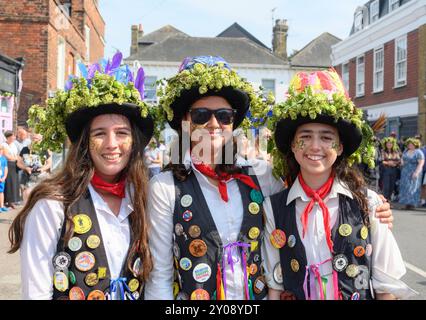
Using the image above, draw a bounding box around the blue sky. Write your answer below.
[99,0,367,59]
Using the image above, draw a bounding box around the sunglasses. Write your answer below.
[189,108,237,125]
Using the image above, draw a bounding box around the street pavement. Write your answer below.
[0,206,425,300]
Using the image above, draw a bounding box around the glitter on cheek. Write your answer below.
[89,137,103,153]
[120,136,133,154]
[295,139,305,150]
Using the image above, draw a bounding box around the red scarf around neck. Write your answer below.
[91,172,126,198]
[298,172,335,252]
[193,162,259,202]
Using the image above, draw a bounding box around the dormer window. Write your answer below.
[354,11,363,32]
[389,0,400,12]
[370,0,379,23]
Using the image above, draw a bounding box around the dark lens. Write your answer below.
[215,109,236,125]
[190,108,212,125]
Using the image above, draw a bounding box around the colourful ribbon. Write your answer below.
[222,241,250,300]
[110,277,135,301]
[302,258,340,300]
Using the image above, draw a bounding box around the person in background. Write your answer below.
[0,145,9,212]
[399,138,425,209]
[380,137,401,205]
[1,130,20,209]
[418,138,426,208]
[144,137,162,179]
[14,127,32,203]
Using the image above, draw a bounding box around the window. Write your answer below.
[389,0,400,12]
[261,79,275,98]
[57,37,66,90]
[85,25,90,63]
[1,99,8,113]
[356,56,365,96]
[354,11,363,32]
[370,0,379,23]
[373,47,384,92]
[75,55,82,77]
[342,63,350,91]
[144,76,157,101]
[395,36,407,87]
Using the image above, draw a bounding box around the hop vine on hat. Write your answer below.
[381,137,400,152]
[269,69,376,178]
[404,137,421,149]
[28,52,153,153]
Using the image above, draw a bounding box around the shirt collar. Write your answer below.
[88,183,134,222]
[286,176,353,205]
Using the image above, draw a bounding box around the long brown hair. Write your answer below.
[8,120,153,282]
[284,151,370,226]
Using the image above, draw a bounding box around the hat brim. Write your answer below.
[65,103,154,148]
[274,114,362,156]
[168,86,249,130]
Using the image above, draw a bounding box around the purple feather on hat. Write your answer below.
[134,67,145,100]
[87,63,101,80]
[78,62,88,79]
[105,51,123,75]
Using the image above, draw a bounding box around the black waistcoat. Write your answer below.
[172,167,267,300]
[52,190,144,300]
[270,188,373,300]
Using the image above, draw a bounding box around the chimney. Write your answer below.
[131,24,144,55]
[272,19,288,61]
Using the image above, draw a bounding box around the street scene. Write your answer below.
[1,0,426,301]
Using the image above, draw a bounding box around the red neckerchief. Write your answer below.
[91,172,126,198]
[298,172,334,252]
[193,162,259,202]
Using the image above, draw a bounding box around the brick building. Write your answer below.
[332,0,426,142]
[0,0,105,126]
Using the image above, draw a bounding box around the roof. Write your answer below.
[138,25,189,44]
[217,22,269,49]
[290,32,341,68]
[127,36,286,66]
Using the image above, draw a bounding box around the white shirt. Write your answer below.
[263,178,416,299]
[1,141,18,157]
[144,151,284,300]
[20,184,134,300]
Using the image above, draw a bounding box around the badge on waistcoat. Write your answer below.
[132,258,142,277]
[189,239,207,257]
[75,251,96,272]
[287,235,296,248]
[333,254,348,272]
[85,272,99,287]
[248,202,260,215]
[87,290,106,300]
[98,267,107,280]
[86,235,101,249]
[72,214,92,234]
[345,264,360,278]
[181,195,193,207]
[248,227,260,240]
[365,244,373,257]
[182,210,193,222]
[360,226,368,240]
[68,237,83,252]
[353,246,366,258]
[53,252,71,270]
[53,271,69,292]
[188,225,201,238]
[270,229,286,249]
[179,257,192,271]
[193,263,211,283]
[128,278,140,292]
[250,189,264,204]
[190,288,210,300]
[273,262,283,284]
[290,259,300,272]
[338,224,352,237]
[69,286,85,300]
[253,276,266,294]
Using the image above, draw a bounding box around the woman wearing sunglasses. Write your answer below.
[144,56,394,300]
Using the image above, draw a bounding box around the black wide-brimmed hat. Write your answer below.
[160,56,251,131]
[65,102,154,147]
[274,114,362,156]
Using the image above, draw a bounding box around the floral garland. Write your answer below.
[0,91,14,97]
[28,52,150,153]
[156,61,273,131]
[381,137,400,152]
[268,85,376,179]
[404,137,422,149]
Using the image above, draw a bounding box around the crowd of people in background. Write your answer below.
[0,127,52,211]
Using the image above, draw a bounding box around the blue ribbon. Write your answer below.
[110,277,135,301]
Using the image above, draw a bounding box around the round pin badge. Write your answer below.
[69,286,85,300]
[193,263,212,283]
[249,263,258,275]
[179,257,193,271]
[72,214,92,234]
[188,225,201,238]
[290,259,300,272]
[132,258,142,277]
[273,262,283,284]
[248,202,260,215]
[53,252,71,270]
[181,194,193,207]
[182,210,193,222]
[174,223,184,236]
[53,271,69,292]
[354,246,366,258]
[346,264,360,278]
[85,272,99,287]
[248,227,260,240]
[333,254,348,272]
[128,278,140,292]
[173,242,181,260]
[68,270,76,285]
[365,243,373,256]
[173,282,180,298]
[338,224,353,237]
[75,251,96,272]
[86,234,101,249]
[360,226,369,240]
[270,229,287,249]
[68,237,82,252]
[253,254,260,263]
[190,288,210,300]
[87,290,106,300]
[253,276,266,294]
[351,292,361,300]
[250,189,264,204]
[287,235,296,248]
[132,291,140,300]
[189,239,208,258]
